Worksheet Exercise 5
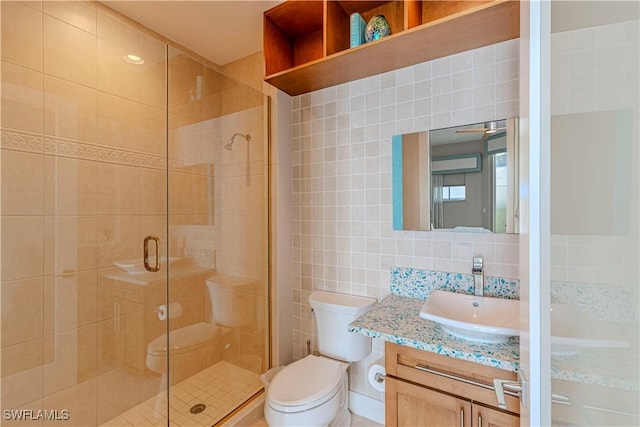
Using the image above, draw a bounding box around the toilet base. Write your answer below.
[329,408,351,427]
[265,372,349,427]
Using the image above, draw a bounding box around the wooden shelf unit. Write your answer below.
[263,0,520,96]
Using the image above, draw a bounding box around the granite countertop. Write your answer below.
[349,291,640,391]
[349,293,520,372]
[550,344,639,391]
[104,263,215,286]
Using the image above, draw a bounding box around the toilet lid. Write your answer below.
[268,355,343,412]
[148,322,219,356]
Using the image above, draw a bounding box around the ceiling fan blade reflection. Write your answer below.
[455,128,488,133]
[484,128,507,139]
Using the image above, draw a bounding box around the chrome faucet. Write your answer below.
[472,257,484,296]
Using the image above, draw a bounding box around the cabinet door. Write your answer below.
[473,403,520,427]
[386,377,472,427]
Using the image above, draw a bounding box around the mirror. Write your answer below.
[392,118,519,233]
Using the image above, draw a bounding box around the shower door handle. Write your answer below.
[144,236,161,272]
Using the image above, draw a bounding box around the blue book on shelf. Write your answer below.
[350,13,366,48]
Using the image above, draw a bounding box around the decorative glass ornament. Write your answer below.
[364,15,391,42]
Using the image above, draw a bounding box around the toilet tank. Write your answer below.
[206,275,257,327]
[308,290,377,362]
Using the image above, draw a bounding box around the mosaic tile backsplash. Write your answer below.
[551,281,638,324]
[388,267,636,325]
[390,266,520,300]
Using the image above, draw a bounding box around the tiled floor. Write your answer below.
[350,414,383,427]
[101,361,262,427]
[246,413,382,427]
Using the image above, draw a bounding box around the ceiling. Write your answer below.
[430,121,506,147]
[101,1,283,66]
[102,1,640,67]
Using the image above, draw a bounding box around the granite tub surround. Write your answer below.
[349,293,520,372]
[390,266,520,300]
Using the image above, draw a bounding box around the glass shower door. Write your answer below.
[1,3,270,426]
[166,46,270,426]
[1,3,170,426]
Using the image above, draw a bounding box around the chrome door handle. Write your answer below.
[493,379,521,410]
[416,364,495,390]
[143,236,160,272]
[551,392,571,406]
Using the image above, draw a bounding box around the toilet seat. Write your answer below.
[147,322,220,357]
[267,355,344,413]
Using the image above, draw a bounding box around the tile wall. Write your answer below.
[550,19,639,290]
[221,51,296,367]
[289,39,521,401]
[548,16,639,402]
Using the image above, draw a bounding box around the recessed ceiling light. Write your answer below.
[123,54,144,65]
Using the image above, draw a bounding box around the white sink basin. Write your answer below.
[113,256,183,274]
[419,290,519,343]
[550,303,629,356]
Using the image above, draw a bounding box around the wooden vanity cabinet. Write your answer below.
[385,342,519,427]
[473,404,519,427]
[387,377,472,426]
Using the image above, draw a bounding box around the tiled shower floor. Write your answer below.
[101,361,262,427]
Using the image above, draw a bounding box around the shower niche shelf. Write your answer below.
[263,0,520,96]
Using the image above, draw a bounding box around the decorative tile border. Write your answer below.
[2,127,167,170]
[1,128,43,153]
[44,135,98,160]
[390,267,520,300]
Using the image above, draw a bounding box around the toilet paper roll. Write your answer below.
[367,358,386,392]
[157,302,183,321]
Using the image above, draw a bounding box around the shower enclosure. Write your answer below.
[0,2,270,426]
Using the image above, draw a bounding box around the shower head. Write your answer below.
[224,133,251,151]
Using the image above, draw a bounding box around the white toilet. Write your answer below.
[146,321,223,375]
[265,290,377,427]
[146,275,257,377]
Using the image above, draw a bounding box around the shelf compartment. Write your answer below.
[265,0,519,96]
[420,0,494,25]
[264,0,324,76]
[326,1,405,56]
